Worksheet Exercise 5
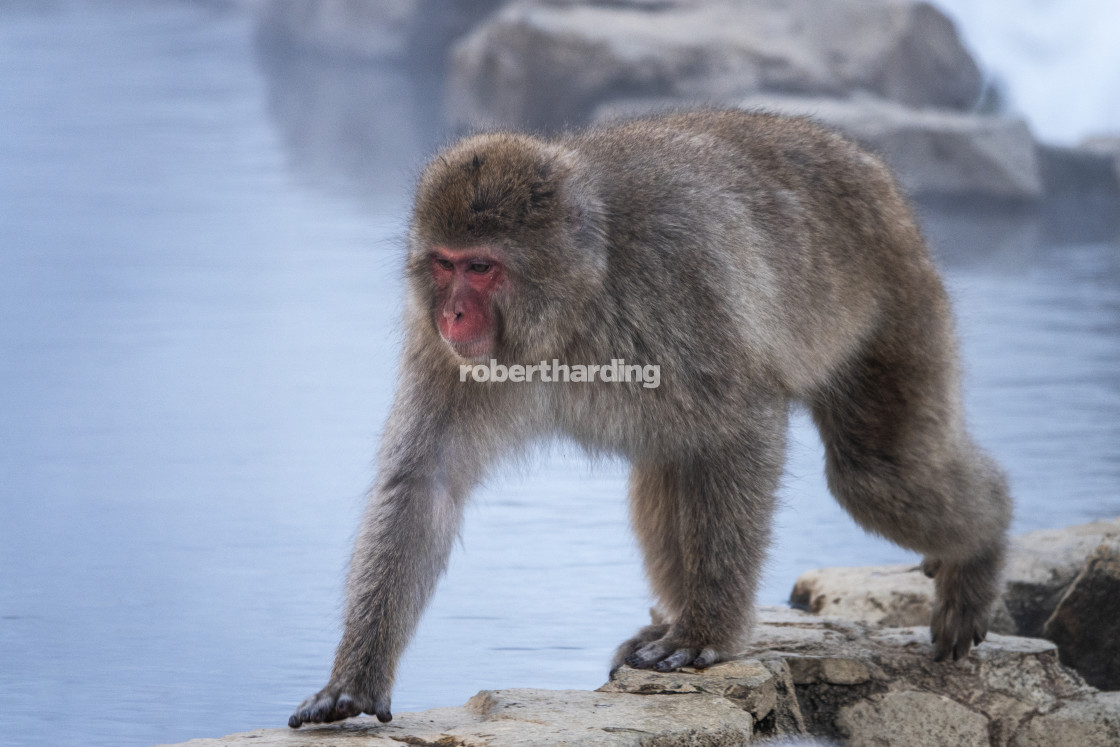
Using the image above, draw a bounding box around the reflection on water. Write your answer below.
[0,3,1117,746]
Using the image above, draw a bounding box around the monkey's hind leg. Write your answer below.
[810,328,1011,661]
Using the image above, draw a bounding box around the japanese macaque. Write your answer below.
[288,109,1011,727]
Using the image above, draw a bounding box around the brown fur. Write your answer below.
[289,109,1011,727]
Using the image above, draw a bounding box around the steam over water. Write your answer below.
[0,3,1117,746]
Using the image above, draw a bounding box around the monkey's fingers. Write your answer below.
[625,639,723,672]
[288,688,391,728]
[654,648,697,672]
[610,623,671,674]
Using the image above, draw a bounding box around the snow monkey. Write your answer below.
[289,109,1011,727]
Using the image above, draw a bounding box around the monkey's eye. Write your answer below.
[468,262,492,274]
[434,258,454,271]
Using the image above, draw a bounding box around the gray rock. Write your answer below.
[836,690,990,747]
[1082,134,1120,178]
[1035,143,1120,239]
[790,563,934,627]
[447,0,982,130]
[1003,517,1120,637]
[1010,691,1120,747]
[737,94,1042,201]
[788,517,1120,639]
[160,687,755,746]
[786,517,1120,695]
[163,607,1120,746]
[593,94,1042,202]
[1043,540,1120,690]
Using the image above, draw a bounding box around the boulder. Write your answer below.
[748,94,1042,201]
[1035,143,1120,240]
[788,517,1120,692]
[163,686,756,746]
[1082,134,1120,177]
[447,0,983,130]
[164,608,1120,746]
[789,563,933,627]
[594,95,1043,201]
[1043,540,1120,690]
[1003,517,1120,637]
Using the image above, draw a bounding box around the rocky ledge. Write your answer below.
[165,605,1120,746]
[255,0,1120,240]
[791,516,1120,693]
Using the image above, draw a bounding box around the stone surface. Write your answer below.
[785,517,1120,695]
[836,690,990,747]
[790,563,934,627]
[1043,540,1120,690]
[1010,691,1120,747]
[164,607,1120,746]
[788,517,1120,638]
[1003,517,1120,637]
[447,0,982,130]
[161,687,755,746]
[1035,143,1120,239]
[595,94,1042,201]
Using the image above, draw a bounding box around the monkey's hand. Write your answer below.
[288,681,392,728]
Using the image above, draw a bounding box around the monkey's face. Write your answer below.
[429,245,506,360]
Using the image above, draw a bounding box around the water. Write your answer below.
[0,3,1117,745]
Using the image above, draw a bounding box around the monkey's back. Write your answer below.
[567,109,950,398]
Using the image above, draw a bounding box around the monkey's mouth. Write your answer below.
[443,334,494,361]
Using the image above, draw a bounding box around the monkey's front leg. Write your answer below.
[621,429,785,672]
[289,465,466,727]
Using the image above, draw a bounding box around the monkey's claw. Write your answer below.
[288,686,391,728]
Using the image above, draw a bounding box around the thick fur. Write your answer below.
[289,109,1012,727]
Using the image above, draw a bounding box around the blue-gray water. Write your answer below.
[1,3,1118,746]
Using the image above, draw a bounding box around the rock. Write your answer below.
[741,95,1042,201]
[160,687,755,746]
[162,608,1120,746]
[1082,134,1120,177]
[1043,540,1120,690]
[1010,691,1120,747]
[1003,517,1120,638]
[787,517,1120,693]
[788,517,1120,639]
[594,94,1042,202]
[1035,143,1120,240]
[836,690,990,747]
[447,0,982,130]
[790,563,934,627]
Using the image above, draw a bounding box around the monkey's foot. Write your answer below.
[926,549,1001,662]
[288,683,391,728]
[617,628,724,672]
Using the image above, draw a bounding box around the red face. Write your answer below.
[429,246,505,359]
